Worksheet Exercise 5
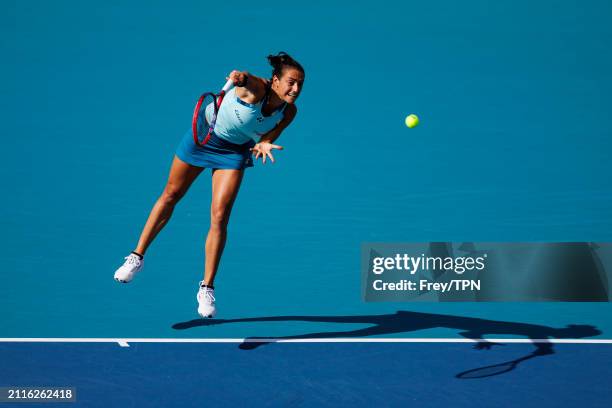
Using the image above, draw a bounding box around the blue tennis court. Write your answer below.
[2,341,610,407]
[2,0,612,406]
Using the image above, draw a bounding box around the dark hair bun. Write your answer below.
[267,51,305,79]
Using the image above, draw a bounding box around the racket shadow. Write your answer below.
[455,347,550,379]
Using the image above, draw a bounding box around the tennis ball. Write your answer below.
[405,114,419,128]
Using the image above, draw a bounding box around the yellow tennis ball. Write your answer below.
[405,114,419,128]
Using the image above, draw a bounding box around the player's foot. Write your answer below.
[197,282,216,318]
[114,253,144,283]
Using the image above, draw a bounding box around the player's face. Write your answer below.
[273,68,305,104]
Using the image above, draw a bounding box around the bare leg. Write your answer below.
[134,156,204,255]
[203,169,245,285]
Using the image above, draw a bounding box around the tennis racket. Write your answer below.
[192,79,234,146]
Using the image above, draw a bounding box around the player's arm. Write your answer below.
[227,70,267,100]
[252,104,297,164]
[260,104,297,144]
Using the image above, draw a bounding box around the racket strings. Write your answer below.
[195,93,218,144]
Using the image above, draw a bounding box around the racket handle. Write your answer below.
[221,79,234,93]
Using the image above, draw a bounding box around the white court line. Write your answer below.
[1,338,612,347]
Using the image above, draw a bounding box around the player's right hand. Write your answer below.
[227,70,248,87]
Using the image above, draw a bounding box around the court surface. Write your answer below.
[2,0,612,406]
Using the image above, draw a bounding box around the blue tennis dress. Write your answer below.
[176,87,286,169]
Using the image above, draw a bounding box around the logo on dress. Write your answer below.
[235,109,244,124]
[256,116,264,123]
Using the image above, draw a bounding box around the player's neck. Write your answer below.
[263,90,285,115]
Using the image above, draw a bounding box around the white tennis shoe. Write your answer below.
[114,253,144,283]
[197,283,216,318]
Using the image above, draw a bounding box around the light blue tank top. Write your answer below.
[205,87,286,144]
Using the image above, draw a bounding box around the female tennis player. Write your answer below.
[113,52,305,318]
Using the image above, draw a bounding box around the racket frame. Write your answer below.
[192,79,234,146]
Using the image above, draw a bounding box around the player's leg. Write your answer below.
[134,156,204,255]
[203,169,245,285]
[114,156,204,283]
[197,168,245,317]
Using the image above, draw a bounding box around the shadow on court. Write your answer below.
[173,311,601,379]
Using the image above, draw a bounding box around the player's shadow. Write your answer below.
[172,311,601,379]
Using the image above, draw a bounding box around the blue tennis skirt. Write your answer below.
[175,129,255,169]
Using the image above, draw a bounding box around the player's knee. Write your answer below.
[210,205,230,228]
[161,186,185,206]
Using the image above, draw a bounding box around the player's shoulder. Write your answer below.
[251,75,269,99]
[236,74,266,102]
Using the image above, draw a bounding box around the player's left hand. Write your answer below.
[251,142,283,164]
